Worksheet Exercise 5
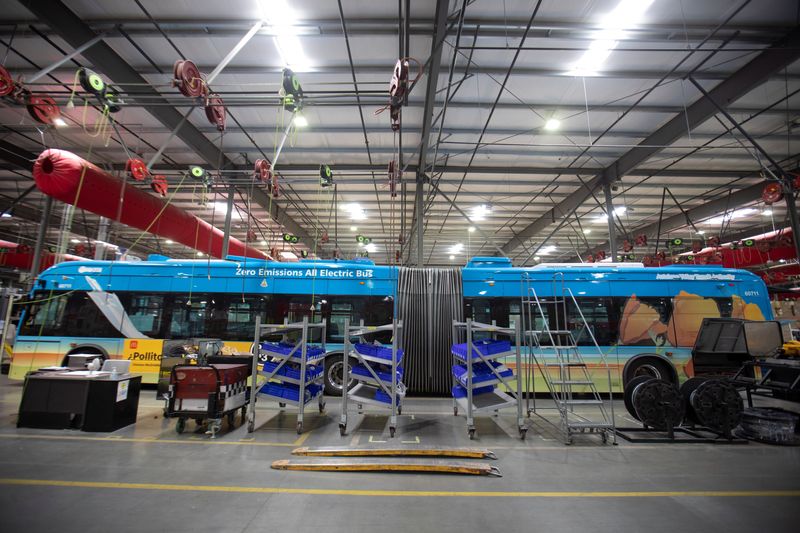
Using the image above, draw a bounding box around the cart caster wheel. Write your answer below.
[602,431,608,444]
[339,423,346,436]
[319,402,326,413]
[162,409,168,418]
[468,428,476,440]
[296,422,303,434]
[279,402,286,408]
[247,420,255,433]
[519,428,527,440]
[176,418,186,434]
[390,427,396,438]
[241,406,247,423]
[397,406,402,415]
[453,407,458,416]
[227,412,236,428]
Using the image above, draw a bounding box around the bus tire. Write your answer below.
[60,345,107,367]
[323,353,355,396]
[622,354,678,387]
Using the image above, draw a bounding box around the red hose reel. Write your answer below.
[173,59,206,98]
[126,158,150,181]
[151,175,168,197]
[204,93,226,132]
[0,65,14,97]
[26,94,61,125]
[761,182,782,205]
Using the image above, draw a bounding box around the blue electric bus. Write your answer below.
[10,255,397,394]
[11,254,773,394]
[462,257,772,390]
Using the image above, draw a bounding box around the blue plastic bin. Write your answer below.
[353,343,404,363]
[351,363,404,383]
[451,339,511,361]
[452,361,513,386]
[451,384,496,398]
[260,341,325,360]
[261,361,322,382]
[374,387,403,405]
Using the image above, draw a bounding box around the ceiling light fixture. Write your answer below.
[196,252,204,257]
[449,255,455,261]
[544,118,560,131]
[53,117,68,127]
[593,206,627,223]
[261,0,311,71]
[165,240,174,245]
[280,251,298,259]
[538,245,557,255]
[365,243,377,253]
[293,113,308,127]
[762,209,773,217]
[211,202,241,219]
[704,208,757,226]
[350,226,358,232]
[567,0,655,76]
[341,203,367,221]
[449,243,464,254]
[468,226,476,233]
[470,204,490,222]
[260,240,268,246]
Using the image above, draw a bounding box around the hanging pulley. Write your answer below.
[282,233,299,244]
[151,175,168,197]
[126,158,149,181]
[246,229,257,242]
[669,237,684,248]
[300,250,309,258]
[78,67,107,97]
[642,255,654,266]
[104,86,123,113]
[634,234,647,247]
[205,93,226,131]
[622,240,633,252]
[319,164,333,187]
[742,238,756,248]
[388,160,400,198]
[707,236,720,247]
[173,59,205,98]
[0,65,15,97]
[189,165,207,181]
[320,232,329,244]
[691,240,704,253]
[595,250,606,261]
[282,68,303,98]
[26,94,61,125]
[762,182,782,205]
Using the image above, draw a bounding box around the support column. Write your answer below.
[94,217,109,260]
[31,196,53,278]
[221,184,235,258]
[415,174,424,266]
[603,182,617,261]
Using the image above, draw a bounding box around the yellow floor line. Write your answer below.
[0,478,797,498]
[292,430,312,446]
[0,433,296,447]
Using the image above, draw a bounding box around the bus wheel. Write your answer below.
[323,355,355,396]
[623,356,677,387]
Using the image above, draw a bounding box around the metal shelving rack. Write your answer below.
[339,318,404,438]
[451,319,526,440]
[248,316,327,434]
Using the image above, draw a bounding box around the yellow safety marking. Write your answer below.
[0,479,797,499]
[368,435,386,444]
[401,436,420,444]
[0,433,295,447]
[292,430,312,446]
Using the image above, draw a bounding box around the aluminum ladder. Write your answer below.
[520,273,616,445]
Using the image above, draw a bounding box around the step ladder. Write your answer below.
[520,273,616,444]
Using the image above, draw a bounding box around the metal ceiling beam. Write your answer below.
[9,64,800,82]
[500,26,800,256]
[18,0,317,251]
[570,180,770,260]
[0,18,784,44]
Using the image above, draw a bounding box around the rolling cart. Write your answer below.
[340,319,404,437]
[451,319,525,440]
[166,363,249,438]
[248,316,327,434]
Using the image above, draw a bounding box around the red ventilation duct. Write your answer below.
[33,149,267,260]
[0,251,82,270]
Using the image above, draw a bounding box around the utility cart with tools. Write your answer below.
[166,362,250,438]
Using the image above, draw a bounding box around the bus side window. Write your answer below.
[62,292,120,338]
[222,295,265,340]
[566,298,617,346]
[123,294,165,337]
[19,293,68,336]
[615,296,672,347]
[169,296,208,338]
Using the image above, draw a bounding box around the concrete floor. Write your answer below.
[0,374,799,533]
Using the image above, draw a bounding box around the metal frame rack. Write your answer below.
[451,319,526,440]
[339,319,404,438]
[248,316,327,434]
